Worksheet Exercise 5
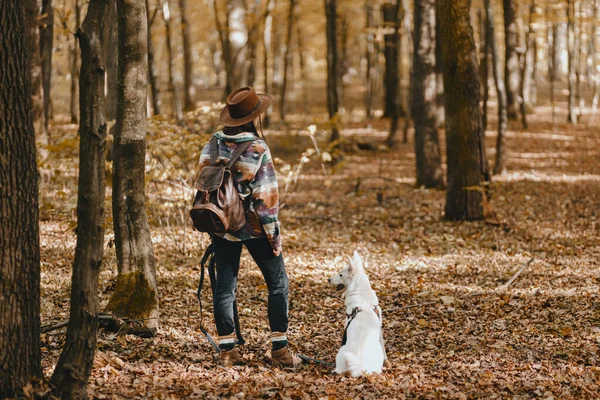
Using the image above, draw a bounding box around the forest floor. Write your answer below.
[39,100,600,399]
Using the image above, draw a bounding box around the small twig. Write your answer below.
[385,300,438,313]
[496,258,534,291]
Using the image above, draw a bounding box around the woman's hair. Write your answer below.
[223,121,258,136]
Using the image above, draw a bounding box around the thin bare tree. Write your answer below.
[51,1,113,395]
[325,0,340,141]
[162,0,184,124]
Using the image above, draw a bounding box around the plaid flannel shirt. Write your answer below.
[198,131,282,256]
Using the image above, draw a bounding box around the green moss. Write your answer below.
[106,270,156,321]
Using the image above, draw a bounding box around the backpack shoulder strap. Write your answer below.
[227,140,253,169]
[209,136,218,166]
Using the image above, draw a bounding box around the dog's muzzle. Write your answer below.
[328,278,346,291]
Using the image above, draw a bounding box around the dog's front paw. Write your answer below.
[333,369,344,375]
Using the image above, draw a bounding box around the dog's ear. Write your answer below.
[347,256,354,272]
[350,251,364,272]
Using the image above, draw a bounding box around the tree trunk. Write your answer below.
[109,0,158,331]
[503,0,520,120]
[106,0,118,121]
[530,34,538,105]
[146,0,161,115]
[325,0,339,141]
[50,1,112,395]
[592,0,599,118]
[70,0,81,123]
[519,1,535,129]
[386,0,403,146]
[272,7,283,92]
[383,0,402,118]
[162,0,184,124]
[365,2,376,120]
[575,0,583,118]
[550,22,558,124]
[480,8,489,131]
[179,0,193,110]
[438,0,489,221]
[229,0,248,88]
[41,0,54,129]
[412,0,443,189]
[338,14,349,106]
[567,0,577,123]
[246,0,262,88]
[0,2,41,396]
[295,8,309,114]
[485,0,508,175]
[213,0,235,95]
[262,0,275,126]
[25,0,48,142]
[434,9,445,128]
[279,0,295,121]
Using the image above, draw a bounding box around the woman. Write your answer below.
[198,87,301,368]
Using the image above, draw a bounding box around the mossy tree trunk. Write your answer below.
[50,1,112,397]
[485,0,508,175]
[437,0,490,221]
[109,0,159,331]
[325,0,340,141]
[412,0,444,189]
[503,0,520,120]
[0,1,41,396]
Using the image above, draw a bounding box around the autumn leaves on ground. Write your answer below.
[38,103,600,398]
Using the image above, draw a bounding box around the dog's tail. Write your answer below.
[342,352,363,377]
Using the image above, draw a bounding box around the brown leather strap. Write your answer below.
[227,141,253,169]
[209,136,218,166]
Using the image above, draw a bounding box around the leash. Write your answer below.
[197,244,245,353]
[298,354,335,367]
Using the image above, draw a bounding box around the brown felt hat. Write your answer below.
[218,87,272,127]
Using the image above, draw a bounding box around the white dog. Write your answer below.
[328,251,387,377]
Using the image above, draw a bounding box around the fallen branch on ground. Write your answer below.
[386,258,535,313]
[42,314,156,338]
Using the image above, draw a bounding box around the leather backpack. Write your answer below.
[190,137,253,234]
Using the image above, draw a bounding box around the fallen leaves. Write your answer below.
[37,113,600,399]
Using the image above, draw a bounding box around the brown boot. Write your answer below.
[220,347,244,366]
[271,345,302,369]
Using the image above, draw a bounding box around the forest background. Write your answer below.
[1,0,599,398]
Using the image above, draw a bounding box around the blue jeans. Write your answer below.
[211,235,289,336]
